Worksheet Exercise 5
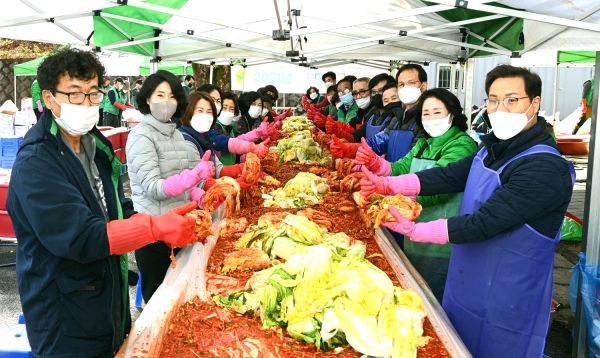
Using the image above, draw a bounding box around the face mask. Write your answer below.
[398,84,422,105]
[218,111,235,126]
[336,102,343,109]
[327,95,333,103]
[262,108,269,117]
[309,92,318,100]
[325,82,334,89]
[422,114,452,138]
[190,113,214,133]
[118,85,123,90]
[248,105,262,119]
[373,94,384,109]
[356,96,371,109]
[51,94,98,137]
[340,92,354,105]
[488,103,534,140]
[150,100,177,123]
[215,104,222,115]
[232,113,241,122]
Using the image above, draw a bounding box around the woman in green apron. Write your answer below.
[357,88,477,301]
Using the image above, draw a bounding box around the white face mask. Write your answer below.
[262,108,269,117]
[488,103,535,140]
[232,113,241,122]
[190,113,214,133]
[118,85,123,90]
[325,82,334,89]
[309,92,318,100]
[248,105,262,119]
[218,111,235,126]
[398,85,422,105]
[422,114,452,138]
[356,96,371,109]
[51,94,98,137]
[215,104,222,115]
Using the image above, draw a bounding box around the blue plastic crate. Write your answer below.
[0,156,15,169]
[0,137,22,157]
[0,324,32,358]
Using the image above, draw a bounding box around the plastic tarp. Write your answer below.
[559,51,597,64]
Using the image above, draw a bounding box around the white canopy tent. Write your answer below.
[1,0,600,355]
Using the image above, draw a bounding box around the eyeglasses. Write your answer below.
[338,89,351,97]
[371,88,384,95]
[485,97,529,111]
[53,89,104,105]
[212,98,222,105]
[352,89,370,98]
[397,80,421,89]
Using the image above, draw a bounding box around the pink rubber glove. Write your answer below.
[36,100,43,112]
[274,119,283,130]
[354,138,391,176]
[360,167,420,199]
[190,187,205,208]
[236,129,261,142]
[162,151,215,197]
[228,137,255,154]
[383,206,449,244]
[255,118,271,139]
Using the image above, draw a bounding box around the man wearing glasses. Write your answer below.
[363,65,574,357]
[6,48,198,357]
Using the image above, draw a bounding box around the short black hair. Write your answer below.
[369,73,395,90]
[135,79,143,85]
[37,48,105,92]
[115,77,124,84]
[238,91,263,115]
[485,64,542,100]
[322,71,336,82]
[381,82,398,95]
[326,85,337,95]
[263,85,280,101]
[414,88,468,136]
[196,84,223,101]
[136,70,188,118]
[337,76,354,91]
[184,75,194,82]
[262,93,275,105]
[396,64,427,83]
[222,91,240,115]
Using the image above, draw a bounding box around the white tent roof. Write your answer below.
[0,0,598,66]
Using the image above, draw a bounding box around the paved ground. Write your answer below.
[0,166,590,357]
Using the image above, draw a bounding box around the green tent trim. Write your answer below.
[423,1,524,57]
[14,45,71,76]
[558,51,596,64]
[93,0,188,56]
[139,57,193,75]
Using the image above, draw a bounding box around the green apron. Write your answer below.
[403,142,463,302]
[216,122,237,165]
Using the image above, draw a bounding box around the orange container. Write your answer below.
[556,138,589,155]
[0,210,15,238]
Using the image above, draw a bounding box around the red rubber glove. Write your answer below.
[383,206,449,244]
[125,103,134,109]
[106,202,198,255]
[314,112,328,127]
[313,96,330,109]
[210,193,227,210]
[354,138,391,176]
[330,134,359,159]
[114,102,127,111]
[337,130,355,143]
[252,138,271,158]
[220,163,244,178]
[582,98,588,113]
[236,170,260,190]
[284,108,292,118]
[325,117,339,135]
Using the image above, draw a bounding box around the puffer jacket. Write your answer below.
[126,114,191,216]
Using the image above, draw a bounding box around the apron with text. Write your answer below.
[442,144,575,358]
[403,142,461,303]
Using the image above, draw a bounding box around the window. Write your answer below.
[438,67,463,90]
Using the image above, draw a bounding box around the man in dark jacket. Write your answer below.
[361,65,574,358]
[6,48,199,358]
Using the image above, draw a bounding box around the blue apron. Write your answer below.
[365,113,392,140]
[442,145,575,358]
[386,112,416,162]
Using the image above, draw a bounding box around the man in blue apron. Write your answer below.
[366,64,427,162]
[362,65,575,357]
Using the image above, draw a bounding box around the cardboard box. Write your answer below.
[14,125,29,137]
[13,111,33,126]
[0,124,13,137]
[0,111,15,125]
[21,97,33,112]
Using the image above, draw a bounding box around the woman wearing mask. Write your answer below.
[179,92,259,194]
[126,70,216,302]
[236,91,264,136]
[305,86,323,105]
[357,88,477,301]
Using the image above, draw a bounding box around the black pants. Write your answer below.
[135,242,180,303]
[33,108,43,120]
[103,112,120,127]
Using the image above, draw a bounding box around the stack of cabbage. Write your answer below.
[215,215,430,357]
[263,172,329,208]
[281,116,314,132]
[271,127,330,165]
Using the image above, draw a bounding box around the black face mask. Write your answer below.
[373,94,384,109]
[383,101,403,112]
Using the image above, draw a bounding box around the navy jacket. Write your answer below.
[366,105,424,155]
[416,117,573,244]
[6,111,136,358]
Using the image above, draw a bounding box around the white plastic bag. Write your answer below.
[116,205,224,357]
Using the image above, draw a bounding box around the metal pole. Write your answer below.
[449,63,457,95]
[209,64,213,85]
[552,62,559,126]
[464,58,475,129]
[573,51,600,358]
[273,0,284,36]
[14,74,17,104]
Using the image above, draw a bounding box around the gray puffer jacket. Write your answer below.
[126,114,192,216]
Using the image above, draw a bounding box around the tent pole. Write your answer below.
[14,73,17,104]
[449,63,457,96]
[552,62,559,126]
[209,64,213,85]
[464,58,475,129]
[573,51,600,358]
